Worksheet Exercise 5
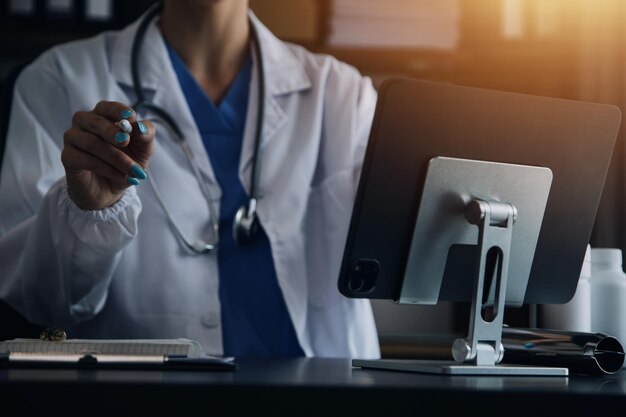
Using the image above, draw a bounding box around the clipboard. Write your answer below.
[0,338,237,371]
[0,352,237,371]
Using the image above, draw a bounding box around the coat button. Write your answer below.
[201,312,220,328]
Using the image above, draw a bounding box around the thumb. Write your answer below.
[126,119,156,169]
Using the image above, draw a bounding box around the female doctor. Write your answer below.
[0,0,380,359]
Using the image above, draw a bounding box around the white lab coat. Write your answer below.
[0,11,380,358]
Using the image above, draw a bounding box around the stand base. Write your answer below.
[352,359,568,376]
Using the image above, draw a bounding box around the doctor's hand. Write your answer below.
[62,101,155,210]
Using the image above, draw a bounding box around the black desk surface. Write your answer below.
[2,357,625,416]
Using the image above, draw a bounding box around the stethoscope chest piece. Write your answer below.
[233,198,260,245]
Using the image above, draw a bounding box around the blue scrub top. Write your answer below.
[167,44,304,357]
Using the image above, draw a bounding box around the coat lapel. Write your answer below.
[238,12,312,193]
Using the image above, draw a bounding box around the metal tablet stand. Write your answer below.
[353,157,568,376]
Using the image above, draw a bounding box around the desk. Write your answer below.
[1,357,625,416]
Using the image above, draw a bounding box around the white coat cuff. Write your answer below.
[58,178,142,252]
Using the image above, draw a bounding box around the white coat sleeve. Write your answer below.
[0,55,141,327]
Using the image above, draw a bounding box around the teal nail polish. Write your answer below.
[137,121,148,135]
[115,132,129,143]
[130,165,147,180]
[121,109,134,119]
[127,177,140,186]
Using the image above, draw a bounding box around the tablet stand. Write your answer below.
[353,157,567,376]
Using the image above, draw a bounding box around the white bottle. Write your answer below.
[542,244,591,332]
[590,248,626,352]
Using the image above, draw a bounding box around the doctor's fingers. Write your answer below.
[72,110,135,148]
[63,128,148,181]
[129,118,155,141]
[93,101,136,123]
[61,146,128,188]
[126,119,156,168]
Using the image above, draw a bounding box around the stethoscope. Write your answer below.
[130,4,265,254]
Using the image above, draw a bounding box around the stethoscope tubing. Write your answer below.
[129,2,265,253]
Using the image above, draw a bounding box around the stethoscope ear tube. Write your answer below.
[232,27,265,246]
[131,3,162,107]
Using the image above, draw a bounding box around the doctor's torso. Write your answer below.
[0,11,380,359]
